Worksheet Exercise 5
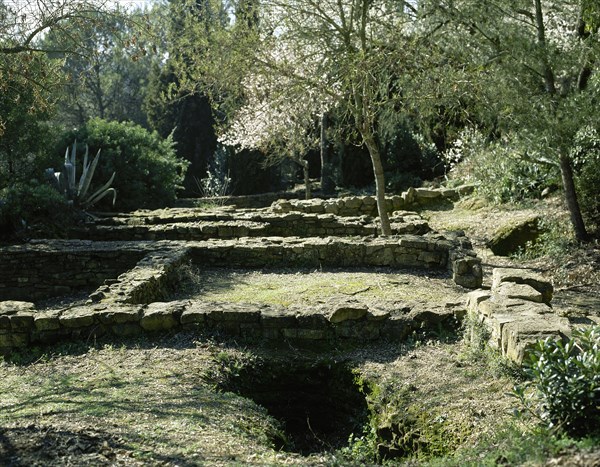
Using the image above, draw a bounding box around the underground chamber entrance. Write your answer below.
[220,358,369,455]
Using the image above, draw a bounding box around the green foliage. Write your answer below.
[428,422,598,467]
[0,181,72,238]
[571,126,600,233]
[58,119,189,211]
[512,217,575,261]
[0,53,60,186]
[42,7,152,128]
[378,110,445,191]
[515,326,600,437]
[446,129,560,204]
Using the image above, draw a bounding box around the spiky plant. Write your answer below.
[46,141,116,209]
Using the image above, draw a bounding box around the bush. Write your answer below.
[57,119,189,211]
[516,326,600,436]
[378,110,444,193]
[0,182,72,238]
[446,128,560,203]
[571,125,600,233]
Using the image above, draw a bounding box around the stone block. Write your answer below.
[0,301,35,316]
[212,321,240,336]
[140,302,183,331]
[296,310,329,329]
[34,310,62,331]
[415,188,442,199]
[261,307,297,328]
[218,306,261,323]
[492,268,553,304]
[328,302,368,324]
[10,313,34,332]
[495,282,543,303]
[501,315,570,364]
[9,332,29,348]
[97,305,143,324]
[240,323,261,338]
[296,328,329,340]
[380,315,411,339]
[180,303,209,325]
[112,323,143,337]
[466,290,491,313]
[34,328,71,344]
[59,307,97,328]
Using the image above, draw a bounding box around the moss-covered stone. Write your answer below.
[488,216,541,256]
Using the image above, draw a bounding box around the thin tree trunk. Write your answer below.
[320,112,335,195]
[364,135,392,236]
[559,154,589,242]
[302,158,311,200]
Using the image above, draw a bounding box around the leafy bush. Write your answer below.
[0,182,72,238]
[446,128,560,203]
[57,119,188,211]
[377,109,444,193]
[515,326,600,436]
[571,125,600,233]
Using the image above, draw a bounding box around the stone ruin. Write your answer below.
[0,185,590,363]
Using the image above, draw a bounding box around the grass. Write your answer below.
[0,335,288,465]
[174,267,464,308]
[1,328,598,465]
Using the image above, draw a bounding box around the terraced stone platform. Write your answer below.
[3,190,578,363]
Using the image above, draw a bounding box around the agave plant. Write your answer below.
[45,141,117,209]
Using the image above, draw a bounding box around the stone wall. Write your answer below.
[0,297,465,355]
[175,190,308,209]
[272,185,475,217]
[67,211,430,241]
[186,233,482,289]
[0,232,482,306]
[466,268,572,364]
[0,241,146,301]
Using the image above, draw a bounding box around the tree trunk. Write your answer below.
[320,112,335,195]
[364,135,392,236]
[302,158,311,200]
[559,154,589,242]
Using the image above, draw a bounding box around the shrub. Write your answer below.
[515,326,600,436]
[0,181,72,238]
[378,109,444,193]
[57,119,189,211]
[571,125,600,234]
[446,128,560,203]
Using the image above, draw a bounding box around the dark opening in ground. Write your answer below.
[221,358,369,455]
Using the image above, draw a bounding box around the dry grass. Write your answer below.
[0,333,520,466]
[174,268,465,309]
